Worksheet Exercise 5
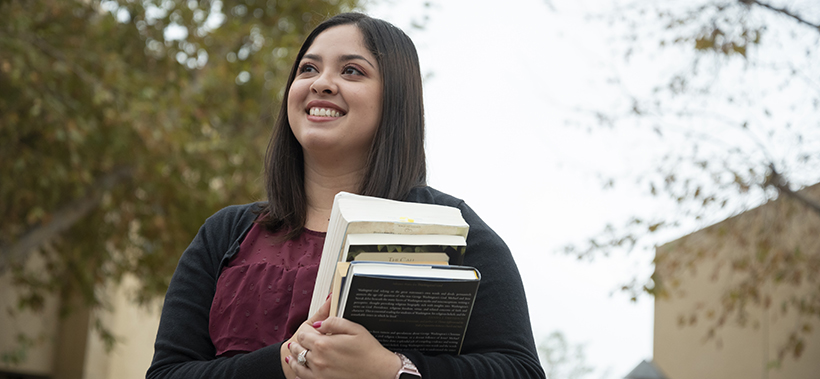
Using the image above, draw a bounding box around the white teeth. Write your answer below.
[309,107,342,117]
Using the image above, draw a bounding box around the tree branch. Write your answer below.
[741,0,820,32]
[0,167,133,272]
[766,164,820,217]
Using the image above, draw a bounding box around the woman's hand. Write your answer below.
[285,312,401,379]
[281,298,331,379]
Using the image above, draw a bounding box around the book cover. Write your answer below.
[336,262,480,355]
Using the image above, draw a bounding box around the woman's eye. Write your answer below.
[299,63,317,74]
[343,66,364,76]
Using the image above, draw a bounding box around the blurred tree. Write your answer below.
[0,0,359,350]
[559,0,819,365]
[537,331,594,379]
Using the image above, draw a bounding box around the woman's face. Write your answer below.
[287,24,383,163]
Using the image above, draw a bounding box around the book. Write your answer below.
[335,261,480,355]
[344,233,466,265]
[328,261,351,318]
[309,192,470,315]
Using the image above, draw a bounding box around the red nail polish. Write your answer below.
[285,356,291,364]
[313,321,322,328]
[326,292,332,300]
[288,342,292,349]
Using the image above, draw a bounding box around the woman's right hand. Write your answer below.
[281,297,331,379]
[286,315,402,379]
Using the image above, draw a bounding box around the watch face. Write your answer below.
[399,374,422,379]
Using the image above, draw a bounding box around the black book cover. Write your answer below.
[340,274,479,355]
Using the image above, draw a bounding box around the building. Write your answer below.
[0,263,160,379]
[653,184,820,379]
[624,359,668,379]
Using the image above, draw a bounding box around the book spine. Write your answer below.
[341,223,469,264]
[345,222,469,238]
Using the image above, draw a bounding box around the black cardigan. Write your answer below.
[146,187,545,378]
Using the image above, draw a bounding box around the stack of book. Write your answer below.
[309,192,481,355]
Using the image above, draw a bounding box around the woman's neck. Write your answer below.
[302,156,367,232]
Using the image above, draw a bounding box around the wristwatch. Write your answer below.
[395,352,422,379]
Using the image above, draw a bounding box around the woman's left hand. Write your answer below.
[286,316,401,379]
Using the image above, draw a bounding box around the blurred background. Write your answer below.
[1,0,819,378]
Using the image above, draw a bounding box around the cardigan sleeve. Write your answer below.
[400,194,546,379]
[146,204,288,379]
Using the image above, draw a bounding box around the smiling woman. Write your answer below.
[146,12,545,379]
[287,24,383,171]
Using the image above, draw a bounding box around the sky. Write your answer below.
[367,0,666,377]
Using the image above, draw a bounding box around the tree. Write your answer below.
[0,0,358,354]
[538,331,595,379]
[558,0,819,365]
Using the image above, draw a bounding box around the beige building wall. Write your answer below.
[654,184,820,379]
[82,275,161,379]
[0,252,60,377]
[1,267,161,379]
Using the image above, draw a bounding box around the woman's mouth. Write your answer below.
[308,107,344,117]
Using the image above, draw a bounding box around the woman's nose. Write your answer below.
[310,72,337,95]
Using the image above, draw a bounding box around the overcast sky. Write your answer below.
[369,0,665,377]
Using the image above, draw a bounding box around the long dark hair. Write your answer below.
[259,13,427,239]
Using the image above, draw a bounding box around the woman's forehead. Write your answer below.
[307,25,367,54]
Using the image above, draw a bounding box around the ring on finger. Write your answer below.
[297,349,309,366]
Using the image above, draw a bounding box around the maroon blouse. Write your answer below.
[209,222,325,357]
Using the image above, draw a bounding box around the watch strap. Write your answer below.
[394,352,421,379]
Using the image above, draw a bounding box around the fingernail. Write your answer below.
[326,292,332,300]
[285,356,291,364]
[288,342,292,349]
[313,321,322,328]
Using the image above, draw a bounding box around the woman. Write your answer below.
[147,13,545,379]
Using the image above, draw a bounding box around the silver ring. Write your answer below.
[297,349,309,366]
